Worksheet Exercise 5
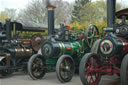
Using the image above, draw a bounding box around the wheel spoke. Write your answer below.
[30,56,45,78]
[91,73,94,82]
[89,75,92,83]
[92,28,95,35]
[84,55,101,85]
[85,72,89,80]
[57,56,75,82]
[88,34,95,39]
[85,24,99,48]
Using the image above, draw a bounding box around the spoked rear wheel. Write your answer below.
[120,54,128,85]
[79,53,101,85]
[27,54,46,80]
[56,55,75,83]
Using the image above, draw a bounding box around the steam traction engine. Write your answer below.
[27,4,100,83]
[0,20,44,77]
[79,0,128,85]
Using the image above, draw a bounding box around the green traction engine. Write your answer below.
[27,3,100,83]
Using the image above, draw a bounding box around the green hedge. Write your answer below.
[70,21,107,38]
[17,30,48,38]
[18,22,107,38]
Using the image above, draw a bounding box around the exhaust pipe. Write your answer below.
[107,0,116,27]
[6,19,11,43]
[47,3,56,35]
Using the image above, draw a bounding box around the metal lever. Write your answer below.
[103,27,114,32]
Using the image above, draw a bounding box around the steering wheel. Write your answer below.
[85,24,100,48]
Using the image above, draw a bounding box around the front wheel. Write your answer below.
[27,54,46,80]
[79,53,101,85]
[56,55,75,83]
[120,54,128,85]
[0,59,13,77]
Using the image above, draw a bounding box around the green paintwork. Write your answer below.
[45,38,89,71]
[44,24,100,71]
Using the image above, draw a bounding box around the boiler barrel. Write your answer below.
[41,41,84,58]
[15,48,33,58]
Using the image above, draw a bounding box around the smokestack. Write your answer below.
[107,0,116,27]
[6,19,11,43]
[47,1,56,35]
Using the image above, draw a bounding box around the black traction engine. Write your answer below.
[79,0,128,85]
[0,19,45,77]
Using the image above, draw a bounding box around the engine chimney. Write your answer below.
[47,2,56,35]
[6,19,11,43]
[107,0,116,27]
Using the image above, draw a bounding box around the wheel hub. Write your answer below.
[65,66,70,71]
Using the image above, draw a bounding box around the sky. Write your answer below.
[0,0,75,11]
[0,0,128,11]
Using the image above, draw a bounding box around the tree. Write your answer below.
[18,0,73,26]
[54,0,73,25]
[71,0,91,23]
[5,8,17,20]
[0,11,9,21]
[79,1,107,24]
[0,8,17,21]
[18,0,47,26]
[75,1,122,24]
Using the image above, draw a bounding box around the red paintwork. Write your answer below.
[6,55,9,65]
[67,47,71,50]
[6,54,11,66]
[99,57,120,74]
[78,34,84,40]
[23,41,31,44]
[120,38,128,56]
[110,44,113,48]
[67,25,71,30]
[85,56,101,85]
[88,38,128,76]
[85,38,128,85]
[92,65,120,74]
[86,57,120,76]
[110,57,119,64]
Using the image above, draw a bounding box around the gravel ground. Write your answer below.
[0,72,121,85]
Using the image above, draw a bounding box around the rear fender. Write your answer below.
[0,56,6,62]
[91,39,101,54]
